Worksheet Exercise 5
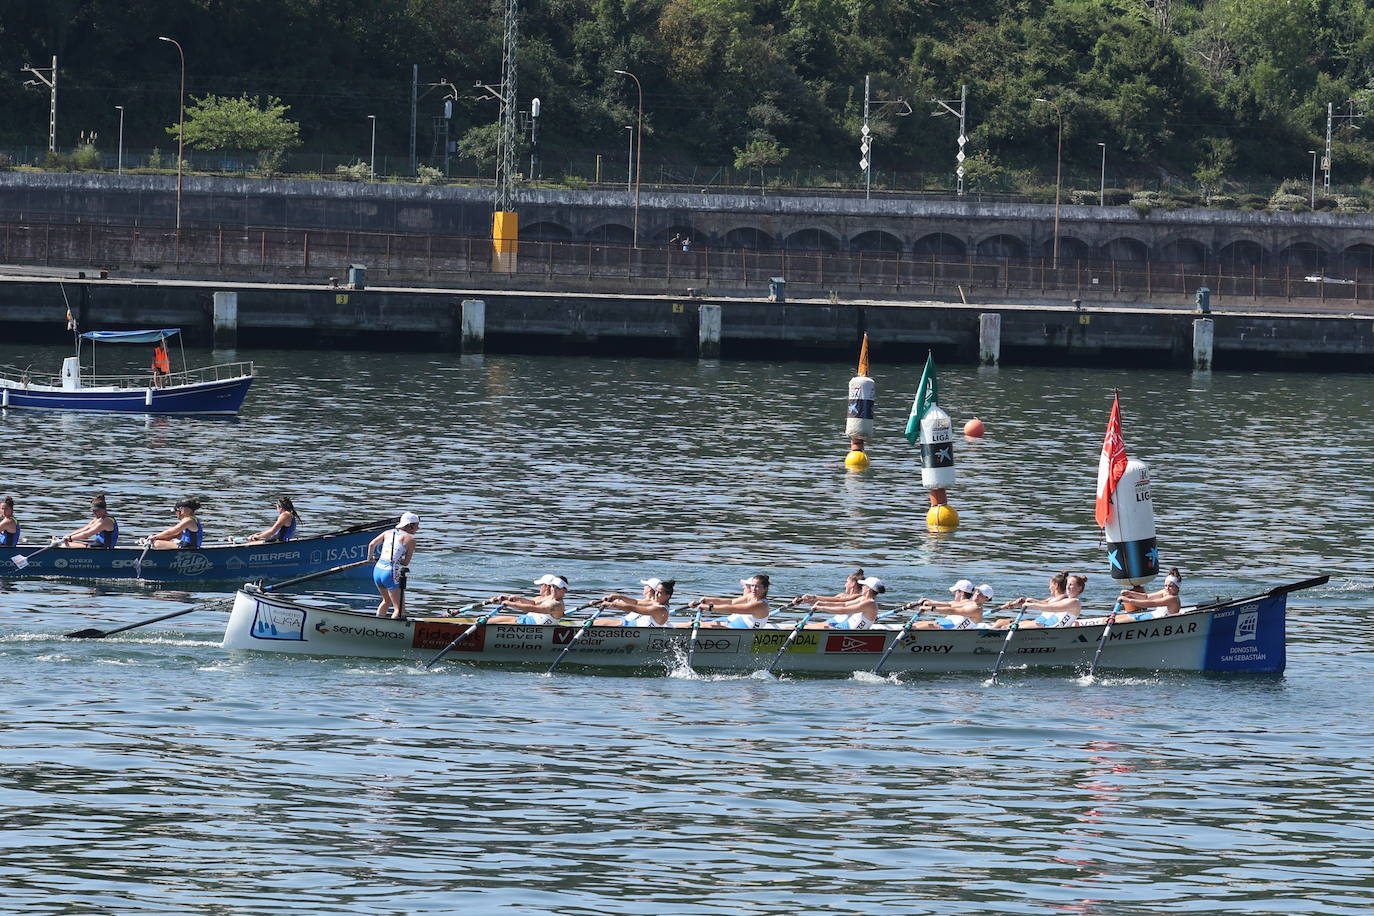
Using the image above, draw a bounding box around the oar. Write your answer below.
[872,603,923,676]
[1086,599,1124,680]
[684,605,706,670]
[764,605,820,675]
[10,537,60,570]
[423,603,501,669]
[259,557,372,592]
[989,606,1029,684]
[133,536,155,579]
[319,516,401,538]
[545,601,606,674]
[64,599,231,640]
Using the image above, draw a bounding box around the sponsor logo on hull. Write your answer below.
[412,621,486,652]
[824,633,886,654]
[750,631,820,654]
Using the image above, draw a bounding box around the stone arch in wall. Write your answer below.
[1158,238,1207,265]
[1277,241,1328,270]
[721,226,775,249]
[1044,236,1093,261]
[913,233,966,259]
[849,230,903,252]
[1218,239,1265,267]
[586,223,634,244]
[783,228,839,250]
[975,234,1028,259]
[523,221,573,241]
[1339,243,1374,272]
[1100,237,1149,261]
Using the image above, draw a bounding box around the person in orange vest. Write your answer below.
[151,343,171,387]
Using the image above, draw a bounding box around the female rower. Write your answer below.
[814,568,866,602]
[1118,568,1183,615]
[797,576,886,629]
[596,578,676,627]
[62,494,120,548]
[692,574,772,629]
[0,496,18,548]
[992,572,1083,628]
[247,495,300,543]
[145,497,204,550]
[913,578,994,629]
[488,574,571,625]
[369,512,420,619]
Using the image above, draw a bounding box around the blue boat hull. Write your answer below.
[1,523,387,583]
[0,376,253,415]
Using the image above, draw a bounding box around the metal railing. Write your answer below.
[0,361,253,390]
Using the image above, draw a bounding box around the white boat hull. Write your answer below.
[223,586,1296,675]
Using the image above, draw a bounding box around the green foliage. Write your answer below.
[146,149,164,170]
[171,94,302,157]
[70,143,100,170]
[334,161,369,182]
[457,124,500,170]
[416,165,444,186]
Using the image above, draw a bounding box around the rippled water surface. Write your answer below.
[2,342,1372,914]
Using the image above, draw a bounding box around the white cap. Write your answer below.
[639,578,665,590]
[974,583,995,599]
[1164,574,1181,588]
[949,578,976,594]
[535,574,569,590]
[857,576,886,593]
[397,512,420,528]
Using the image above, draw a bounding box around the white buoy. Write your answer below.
[1104,458,1158,586]
[845,375,875,440]
[919,404,956,490]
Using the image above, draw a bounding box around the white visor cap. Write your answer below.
[639,578,665,590]
[949,578,976,594]
[397,511,420,528]
[535,574,569,590]
[974,583,995,599]
[857,576,886,593]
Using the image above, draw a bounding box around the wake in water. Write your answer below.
[850,670,901,686]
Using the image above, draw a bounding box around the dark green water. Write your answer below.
[1,345,1370,914]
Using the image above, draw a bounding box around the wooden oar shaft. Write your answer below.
[424,608,499,669]
[262,557,372,592]
[64,606,198,639]
[989,607,1028,683]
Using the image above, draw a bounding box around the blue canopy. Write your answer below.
[80,329,181,344]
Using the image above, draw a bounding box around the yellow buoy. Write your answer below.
[926,503,959,532]
[844,449,870,472]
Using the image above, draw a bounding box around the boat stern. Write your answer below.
[1201,594,1286,674]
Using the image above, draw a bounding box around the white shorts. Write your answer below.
[622,612,661,627]
[515,612,557,626]
[1034,612,1078,628]
[936,614,973,630]
[828,613,872,630]
[724,613,763,629]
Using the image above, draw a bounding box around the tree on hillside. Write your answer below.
[734,138,789,188]
[169,94,301,170]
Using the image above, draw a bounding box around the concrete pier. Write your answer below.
[978,313,1001,366]
[699,303,722,359]
[1193,318,1215,371]
[461,298,486,354]
[213,291,238,349]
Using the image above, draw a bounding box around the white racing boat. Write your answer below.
[221,577,1325,676]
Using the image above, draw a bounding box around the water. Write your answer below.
[2,343,1372,914]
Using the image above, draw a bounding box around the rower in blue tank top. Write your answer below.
[0,496,18,548]
[63,493,120,548]
[247,495,300,543]
[146,497,204,550]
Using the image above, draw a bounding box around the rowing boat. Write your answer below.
[221,578,1325,675]
[3,519,395,582]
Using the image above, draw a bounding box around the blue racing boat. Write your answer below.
[1,517,395,583]
[0,329,254,415]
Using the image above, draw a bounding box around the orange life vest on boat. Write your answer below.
[152,346,170,374]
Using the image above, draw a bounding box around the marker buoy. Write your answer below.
[919,405,956,490]
[926,503,959,532]
[964,417,985,438]
[844,449,870,472]
[1105,458,1159,586]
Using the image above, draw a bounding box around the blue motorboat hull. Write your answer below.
[0,376,253,415]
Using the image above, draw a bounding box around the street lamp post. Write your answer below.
[157,36,185,231]
[624,126,634,191]
[368,114,377,180]
[613,69,643,248]
[1034,97,1062,267]
[1097,142,1106,208]
[1309,149,1318,207]
[115,105,125,175]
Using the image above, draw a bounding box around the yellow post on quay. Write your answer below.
[492,211,519,273]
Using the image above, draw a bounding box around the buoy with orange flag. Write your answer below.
[844,334,873,471]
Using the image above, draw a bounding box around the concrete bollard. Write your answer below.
[213,291,238,349]
[698,303,722,358]
[978,312,1001,366]
[1193,317,1214,371]
[461,299,486,354]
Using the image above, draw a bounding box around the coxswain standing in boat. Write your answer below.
[991,572,1085,628]
[796,576,886,629]
[369,512,420,619]
[151,342,171,388]
[144,497,204,550]
[488,574,571,625]
[595,578,676,627]
[62,494,120,548]
[247,495,300,543]
[0,496,18,548]
[691,574,773,629]
[1117,568,1183,615]
[913,579,994,629]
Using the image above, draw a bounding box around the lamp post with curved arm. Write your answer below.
[1035,97,1062,267]
[614,69,643,248]
[158,36,185,231]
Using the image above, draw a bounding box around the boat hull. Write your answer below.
[2,524,387,582]
[0,376,253,415]
[222,589,1289,675]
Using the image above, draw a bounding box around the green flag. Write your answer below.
[904,351,938,444]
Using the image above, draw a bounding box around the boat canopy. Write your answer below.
[80,329,181,344]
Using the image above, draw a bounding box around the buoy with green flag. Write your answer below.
[905,351,959,531]
[844,334,874,471]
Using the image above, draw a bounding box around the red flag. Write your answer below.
[1095,393,1127,528]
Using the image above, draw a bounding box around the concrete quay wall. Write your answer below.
[1,275,1370,370]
